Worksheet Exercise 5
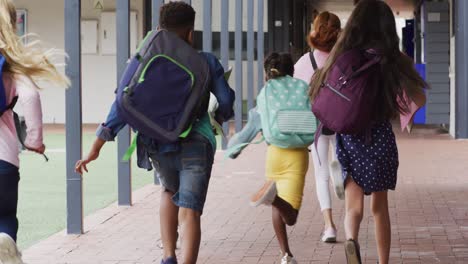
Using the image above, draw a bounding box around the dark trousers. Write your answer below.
[0,160,19,241]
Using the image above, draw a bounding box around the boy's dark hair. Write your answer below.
[264,53,294,80]
[159,2,196,31]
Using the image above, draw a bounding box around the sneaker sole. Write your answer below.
[330,161,345,200]
[250,181,275,207]
[322,236,337,243]
[0,234,23,264]
[345,241,361,264]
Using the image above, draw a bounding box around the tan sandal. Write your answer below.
[344,239,362,264]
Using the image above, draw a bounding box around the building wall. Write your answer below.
[14,0,144,124]
[15,0,270,124]
[422,1,451,125]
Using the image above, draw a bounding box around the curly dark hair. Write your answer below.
[159,2,195,30]
[264,53,294,80]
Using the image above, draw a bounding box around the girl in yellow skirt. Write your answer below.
[228,53,312,264]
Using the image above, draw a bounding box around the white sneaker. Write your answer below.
[281,253,297,264]
[250,180,277,207]
[329,160,345,200]
[321,227,337,243]
[0,233,24,264]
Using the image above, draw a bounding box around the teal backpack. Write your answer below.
[257,76,317,148]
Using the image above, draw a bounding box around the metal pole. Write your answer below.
[414,9,422,64]
[65,0,83,234]
[456,0,468,138]
[152,0,164,29]
[151,0,163,184]
[258,0,265,91]
[203,0,212,52]
[221,0,229,148]
[116,0,132,206]
[235,0,243,132]
[247,0,254,110]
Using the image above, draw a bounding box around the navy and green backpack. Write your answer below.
[116,29,211,143]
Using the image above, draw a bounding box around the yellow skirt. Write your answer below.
[266,145,309,210]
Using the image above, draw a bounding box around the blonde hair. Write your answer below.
[0,0,69,88]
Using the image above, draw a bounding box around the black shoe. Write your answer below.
[344,239,362,264]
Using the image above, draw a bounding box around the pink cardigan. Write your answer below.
[0,74,43,168]
[293,49,330,84]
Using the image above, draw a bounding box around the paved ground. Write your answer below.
[22,129,468,263]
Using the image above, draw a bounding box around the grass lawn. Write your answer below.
[16,132,155,249]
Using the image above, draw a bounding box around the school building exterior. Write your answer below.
[14,0,467,137]
[11,0,468,233]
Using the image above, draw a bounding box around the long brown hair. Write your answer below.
[309,0,427,121]
[308,11,341,52]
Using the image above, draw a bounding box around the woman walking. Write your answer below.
[294,11,343,243]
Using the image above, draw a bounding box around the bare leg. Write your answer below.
[272,196,298,226]
[272,206,293,257]
[178,208,202,264]
[160,190,179,261]
[371,191,391,264]
[271,196,299,257]
[344,178,364,241]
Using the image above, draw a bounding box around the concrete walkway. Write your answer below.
[23,130,468,263]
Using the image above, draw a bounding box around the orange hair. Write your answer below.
[308,12,341,52]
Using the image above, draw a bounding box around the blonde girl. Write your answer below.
[0,0,69,262]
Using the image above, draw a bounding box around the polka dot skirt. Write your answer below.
[337,122,399,195]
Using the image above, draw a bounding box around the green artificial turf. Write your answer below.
[16,133,154,249]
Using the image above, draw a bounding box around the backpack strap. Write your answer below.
[13,111,49,162]
[314,122,323,166]
[13,111,26,149]
[309,50,318,71]
[0,55,7,115]
[0,95,17,117]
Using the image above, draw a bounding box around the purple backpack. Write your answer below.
[312,49,381,135]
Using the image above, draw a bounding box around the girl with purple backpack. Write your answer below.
[309,1,426,263]
[294,11,343,244]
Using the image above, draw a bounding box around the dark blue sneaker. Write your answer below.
[161,256,178,264]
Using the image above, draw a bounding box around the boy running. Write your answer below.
[75,3,235,264]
